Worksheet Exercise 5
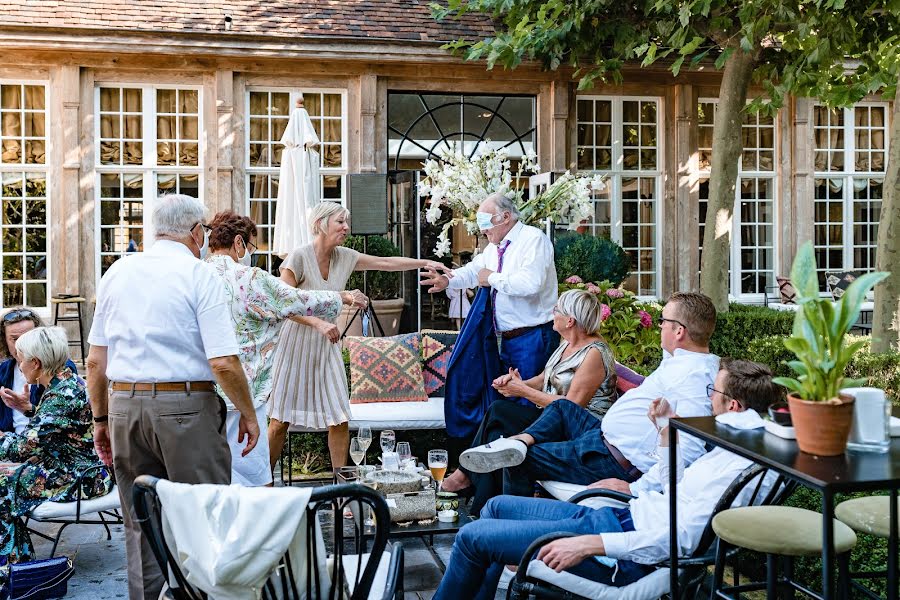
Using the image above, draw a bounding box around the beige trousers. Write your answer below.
[109,388,230,600]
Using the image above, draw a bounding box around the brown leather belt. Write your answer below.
[500,322,552,340]
[602,434,643,482]
[111,381,215,393]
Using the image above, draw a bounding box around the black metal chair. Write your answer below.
[133,477,404,600]
[508,465,797,600]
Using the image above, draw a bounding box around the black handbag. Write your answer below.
[6,556,73,600]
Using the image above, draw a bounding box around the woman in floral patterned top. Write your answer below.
[0,326,112,583]
[206,211,367,486]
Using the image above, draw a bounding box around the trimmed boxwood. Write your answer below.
[709,304,796,361]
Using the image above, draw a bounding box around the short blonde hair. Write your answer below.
[309,202,350,236]
[15,326,69,376]
[557,289,603,334]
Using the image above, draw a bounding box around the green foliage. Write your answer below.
[554,233,630,287]
[345,235,402,300]
[708,303,796,361]
[772,242,889,401]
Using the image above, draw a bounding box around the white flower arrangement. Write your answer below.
[419,143,605,256]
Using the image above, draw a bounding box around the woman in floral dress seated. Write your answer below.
[0,326,112,581]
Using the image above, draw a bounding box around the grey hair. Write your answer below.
[15,326,69,376]
[309,202,350,236]
[557,289,603,334]
[153,194,207,237]
[483,192,520,219]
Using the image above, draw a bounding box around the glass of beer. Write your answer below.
[428,449,448,491]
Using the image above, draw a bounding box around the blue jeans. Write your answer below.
[499,322,558,407]
[503,399,632,497]
[432,495,654,600]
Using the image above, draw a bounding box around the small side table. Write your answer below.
[50,295,86,360]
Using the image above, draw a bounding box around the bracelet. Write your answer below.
[93,415,109,423]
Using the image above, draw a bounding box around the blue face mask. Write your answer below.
[476,211,497,231]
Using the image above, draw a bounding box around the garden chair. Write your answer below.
[133,477,403,600]
[834,495,899,599]
[508,464,796,600]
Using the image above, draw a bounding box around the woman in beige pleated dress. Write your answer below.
[268,202,448,468]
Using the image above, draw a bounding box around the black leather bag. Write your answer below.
[6,556,73,600]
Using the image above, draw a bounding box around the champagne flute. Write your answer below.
[349,437,365,468]
[647,398,677,460]
[397,442,412,468]
[380,430,396,454]
[428,449,449,492]
[358,426,372,465]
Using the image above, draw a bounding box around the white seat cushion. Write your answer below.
[768,300,873,312]
[526,560,670,600]
[341,551,391,599]
[538,481,631,510]
[289,398,446,432]
[30,485,120,520]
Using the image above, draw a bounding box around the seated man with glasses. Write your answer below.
[460,292,719,500]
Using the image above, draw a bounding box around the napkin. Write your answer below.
[716,409,765,430]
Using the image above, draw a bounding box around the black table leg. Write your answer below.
[822,490,835,599]
[668,425,678,599]
[889,487,898,600]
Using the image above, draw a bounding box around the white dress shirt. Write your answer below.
[11,366,30,434]
[447,221,557,331]
[601,349,720,474]
[601,410,772,564]
[88,240,239,382]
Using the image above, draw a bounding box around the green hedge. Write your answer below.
[709,304,796,361]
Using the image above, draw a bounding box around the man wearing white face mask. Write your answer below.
[422,192,559,436]
[87,194,260,600]
[205,211,366,486]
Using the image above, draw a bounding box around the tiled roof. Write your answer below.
[0,0,497,43]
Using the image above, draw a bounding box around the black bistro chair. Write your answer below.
[508,464,797,600]
[133,477,404,600]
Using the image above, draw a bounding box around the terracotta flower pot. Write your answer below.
[787,393,855,456]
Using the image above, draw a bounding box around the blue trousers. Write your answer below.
[504,399,633,497]
[499,321,559,407]
[432,495,653,600]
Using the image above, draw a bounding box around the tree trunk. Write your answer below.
[872,79,900,353]
[699,45,757,312]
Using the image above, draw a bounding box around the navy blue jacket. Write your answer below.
[444,287,502,438]
[0,357,79,432]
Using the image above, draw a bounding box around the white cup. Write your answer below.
[841,387,890,453]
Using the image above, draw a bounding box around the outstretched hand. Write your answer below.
[420,267,450,293]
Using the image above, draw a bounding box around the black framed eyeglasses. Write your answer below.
[658,316,688,330]
[192,222,212,234]
[706,383,744,408]
[2,309,36,323]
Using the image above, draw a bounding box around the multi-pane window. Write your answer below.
[813,104,887,290]
[96,85,202,276]
[576,97,661,296]
[697,100,776,299]
[247,89,346,272]
[1,83,48,309]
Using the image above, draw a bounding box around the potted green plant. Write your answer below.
[772,241,888,455]
[338,235,404,337]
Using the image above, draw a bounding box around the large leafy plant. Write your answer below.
[772,242,888,402]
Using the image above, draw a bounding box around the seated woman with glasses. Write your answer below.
[441,289,617,514]
[0,326,112,583]
[0,307,78,434]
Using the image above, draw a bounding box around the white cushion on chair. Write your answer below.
[341,551,391,599]
[538,481,631,510]
[526,560,670,600]
[30,485,120,519]
[289,398,446,432]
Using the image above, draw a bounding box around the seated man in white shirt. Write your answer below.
[461,292,719,499]
[433,360,783,600]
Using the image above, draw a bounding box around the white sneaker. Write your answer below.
[460,437,527,473]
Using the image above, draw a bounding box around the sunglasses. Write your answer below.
[658,316,689,331]
[2,309,36,323]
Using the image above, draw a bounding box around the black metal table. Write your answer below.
[668,417,899,599]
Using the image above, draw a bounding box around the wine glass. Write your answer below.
[357,426,372,465]
[428,449,449,492]
[647,398,677,460]
[349,437,366,468]
[397,442,412,468]
[380,430,396,454]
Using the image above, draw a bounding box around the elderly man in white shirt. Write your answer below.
[86,194,259,600]
[422,192,558,425]
[433,360,784,600]
[460,292,720,500]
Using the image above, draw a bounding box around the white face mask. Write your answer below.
[476,211,497,231]
[193,223,209,260]
[237,236,253,267]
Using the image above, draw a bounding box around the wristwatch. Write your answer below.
[23,408,35,419]
[93,415,109,423]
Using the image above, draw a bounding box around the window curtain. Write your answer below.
[306,94,342,168]
[1,86,45,164]
[813,107,843,172]
[856,106,885,172]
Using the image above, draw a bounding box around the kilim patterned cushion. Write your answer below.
[346,333,427,404]
[776,276,797,305]
[421,329,459,398]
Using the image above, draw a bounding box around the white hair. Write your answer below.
[309,202,350,236]
[15,326,69,376]
[557,289,603,334]
[153,194,207,237]
[483,192,520,219]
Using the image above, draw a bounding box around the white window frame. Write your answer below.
[244,87,348,272]
[93,84,204,281]
[0,79,51,313]
[697,98,779,304]
[574,95,664,299]
[812,102,889,293]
